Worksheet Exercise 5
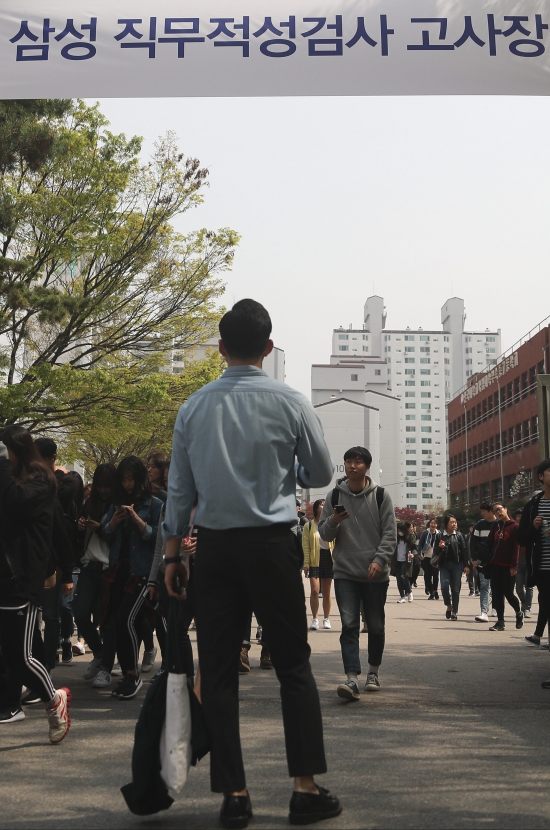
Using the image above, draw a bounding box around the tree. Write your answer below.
[57,351,225,478]
[395,506,427,527]
[509,469,531,499]
[0,100,238,432]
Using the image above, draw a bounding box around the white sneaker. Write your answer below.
[141,646,157,673]
[47,688,71,744]
[397,597,406,604]
[408,592,414,602]
[475,613,489,622]
[83,656,103,680]
[323,618,331,630]
[111,662,122,676]
[92,669,112,688]
[72,641,86,656]
[490,609,498,617]
[310,618,319,630]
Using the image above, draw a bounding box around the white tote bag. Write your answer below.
[160,673,192,793]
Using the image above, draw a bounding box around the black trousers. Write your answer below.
[194,524,327,793]
[0,603,56,703]
[73,562,104,657]
[536,571,550,638]
[421,558,439,595]
[158,564,196,679]
[489,564,520,622]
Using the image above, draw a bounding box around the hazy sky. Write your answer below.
[94,96,550,398]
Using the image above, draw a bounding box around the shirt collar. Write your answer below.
[222,365,268,378]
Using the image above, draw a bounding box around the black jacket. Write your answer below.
[0,458,56,603]
[517,491,544,586]
[440,532,469,568]
[49,499,76,584]
[470,519,495,566]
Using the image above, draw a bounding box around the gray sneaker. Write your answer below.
[92,669,112,688]
[141,646,157,673]
[336,679,360,701]
[83,656,103,681]
[364,672,381,692]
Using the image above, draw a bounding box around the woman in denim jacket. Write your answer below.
[97,456,162,700]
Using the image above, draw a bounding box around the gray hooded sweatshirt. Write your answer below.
[318,477,397,583]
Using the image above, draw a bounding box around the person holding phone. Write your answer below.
[98,457,162,700]
[302,499,334,630]
[318,447,397,701]
[74,463,116,684]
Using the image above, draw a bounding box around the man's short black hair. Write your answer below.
[34,437,57,459]
[480,501,493,513]
[343,446,372,467]
[537,459,550,479]
[219,299,272,360]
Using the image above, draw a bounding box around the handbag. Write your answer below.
[160,599,192,793]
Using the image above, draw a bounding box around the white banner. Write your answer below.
[1,0,550,98]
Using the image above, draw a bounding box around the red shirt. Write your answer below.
[489,520,519,567]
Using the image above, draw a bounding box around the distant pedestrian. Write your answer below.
[487,503,522,632]
[303,499,334,631]
[418,518,441,600]
[438,514,470,621]
[470,502,496,623]
[391,522,416,604]
[514,508,533,618]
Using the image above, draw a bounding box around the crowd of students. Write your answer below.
[2,297,550,829]
[0,434,189,739]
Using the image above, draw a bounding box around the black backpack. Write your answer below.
[330,483,385,513]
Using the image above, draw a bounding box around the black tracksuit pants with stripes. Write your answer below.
[0,601,56,704]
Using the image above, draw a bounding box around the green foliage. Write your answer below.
[57,351,225,478]
[0,100,238,435]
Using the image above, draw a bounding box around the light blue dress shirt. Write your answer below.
[163,365,333,535]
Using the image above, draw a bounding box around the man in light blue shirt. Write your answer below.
[164,299,342,828]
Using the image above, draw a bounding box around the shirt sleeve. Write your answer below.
[295,402,334,489]
[163,405,196,539]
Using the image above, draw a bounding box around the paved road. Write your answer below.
[2,579,550,829]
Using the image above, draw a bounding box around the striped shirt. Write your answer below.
[538,498,550,570]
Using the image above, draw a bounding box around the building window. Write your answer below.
[405,392,415,398]
[420,358,430,364]
[351,374,358,381]
[406,438,416,443]
[405,369,415,375]
[406,460,417,465]
[421,392,431,398]
[338,346,349,351]
[374,369,381,376]
[421,427,432,433]
[420,370,430,375]
[421,438,432,444]
[362,346,369,352]
[406,415,416,420]
[405,381,416,386]
[406,482,417,488]
[421,381,431,386]
[406,426,416,432]
[486,336,496,342]
[362,334,368,340]
[405,403,416,409]
[421,415,431,421]
[338,334,348,340]
[405,358,415,364]
[405,335,415,341]
[405,347,415,353]
[420,335,430,342]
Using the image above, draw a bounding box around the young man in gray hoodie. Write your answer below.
[318,447,397,701]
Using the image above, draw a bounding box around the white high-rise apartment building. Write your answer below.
[312,296,501,511]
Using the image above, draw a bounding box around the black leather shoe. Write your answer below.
[220,792,253,829]
[289,785,342,825]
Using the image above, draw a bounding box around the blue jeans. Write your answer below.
[516,562,533,612]
[334,579,388,674]
[439,562,464,614]
[478,570,491,615]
